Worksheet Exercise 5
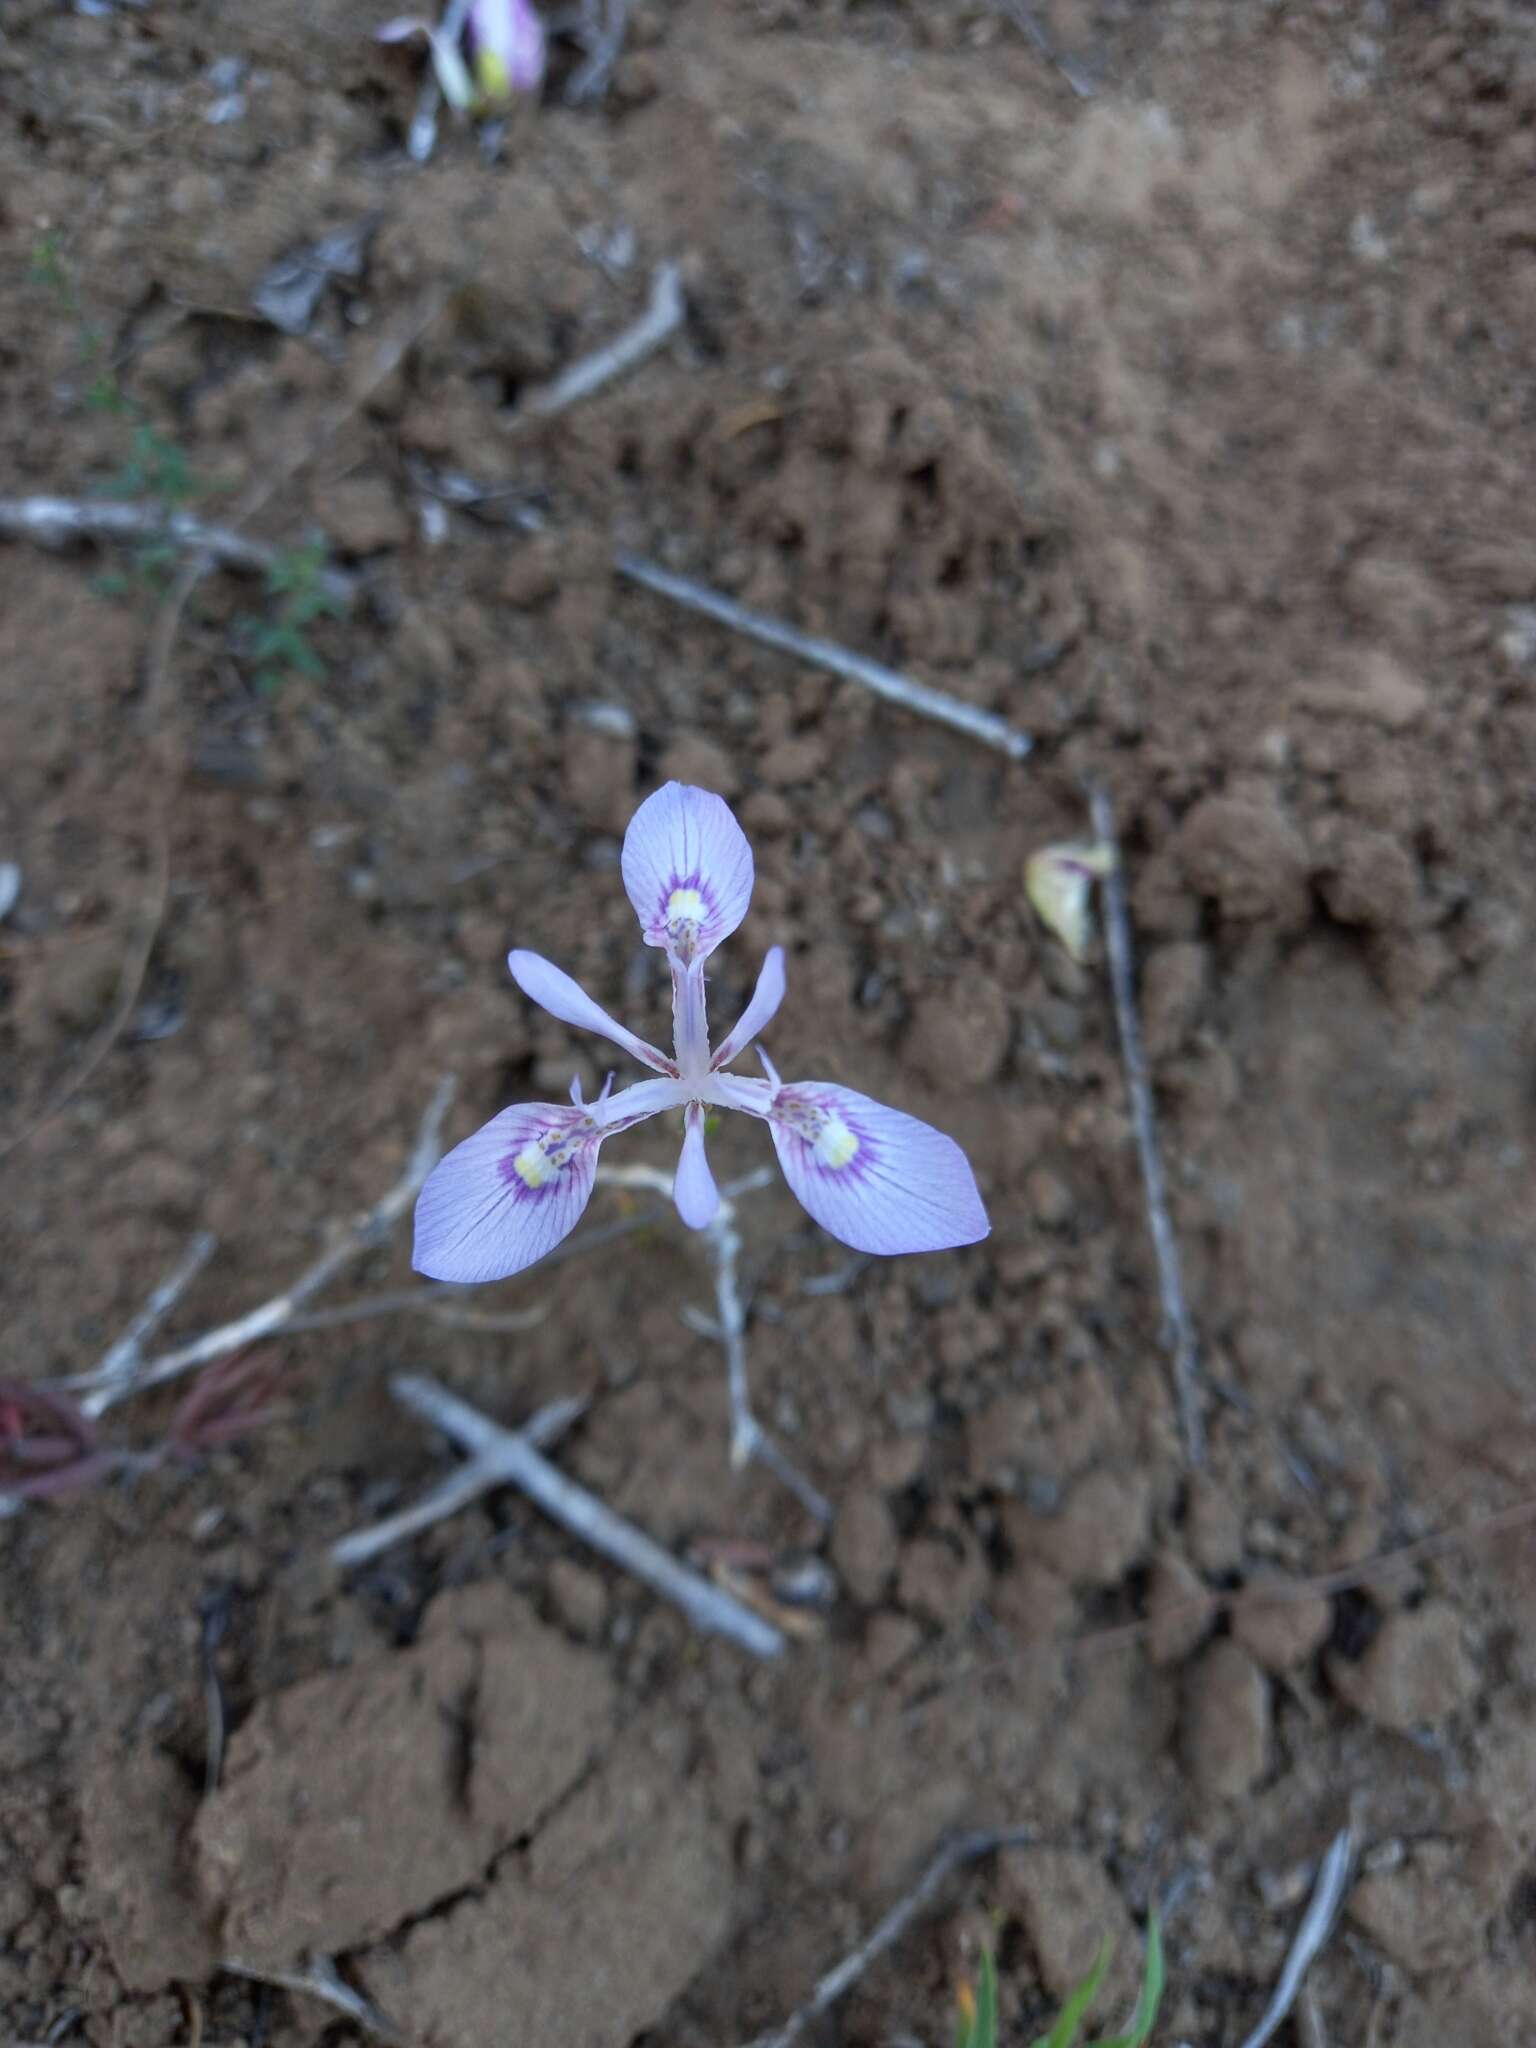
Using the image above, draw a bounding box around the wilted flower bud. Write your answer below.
[1025,841,1115,961]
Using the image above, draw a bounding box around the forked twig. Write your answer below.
[1088,783,1205,1465]
[740,1826,1036,2048]
[59,1078,456,1417]
[223,1957,402,2045]
[331,1390,585,1567]
[614,552,1034,761]
[371,1374,785,1658]
[1237,1828,1354,2048]
[520,261,684,419]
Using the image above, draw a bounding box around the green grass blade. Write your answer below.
[1089,1909,1165,2048]
[957,1945,999,2048]
[1030,1940,1112,2048]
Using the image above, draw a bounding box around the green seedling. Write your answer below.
[956,1911,1164,2048]
[235,535,346,695]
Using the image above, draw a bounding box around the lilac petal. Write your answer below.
[712,946,786,1071]
[592,1075,688,1129]
[621,783,754,968]
[509,950,673,1075]
[673,1103,720,1230]
[469,0,546,94]
[414,1102,604,1283]
[766,1081,990,1256]
[376,16,431,41]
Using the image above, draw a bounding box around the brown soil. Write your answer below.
[4,1,1536,2043]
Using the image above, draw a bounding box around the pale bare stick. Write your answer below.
[59,1078,456,1418]
[331,1392,586,1567]
[520,261,683,418]
[0,498,354,602]
[1237,1828,1354,2048]
[614,551,1034,761]
[597,1162,827,1516]
[381,1373,785,1657]
[223,1957,402,2045]
[88,1228,217,1404]
[1088,782,1205,1465]
[740,1826,1036,2048]
[704,1194,831,1525]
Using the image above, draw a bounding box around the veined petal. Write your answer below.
[414,1102,606,1283]
[509,950,673,1075]
[673,1103,720,1230]
[712,946,786,1071]
[766,1082,989,1256]
[621,783,754,968]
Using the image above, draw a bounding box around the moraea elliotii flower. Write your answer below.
[414,783,989,1282]
[378,0,546,111]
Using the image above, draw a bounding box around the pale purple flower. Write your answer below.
[378,0,545,109]
[414,783,990,1283]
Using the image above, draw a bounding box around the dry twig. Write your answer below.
[520,261,684,418]
[1088,782,1205,1465]
[369,1373,786,1658]
[1237,1828,1354,2048]
[58,1078,456,1417]
[704,1193,831,1524]
[85,1229,218,1410]
[331,1390,585,1567]
[740,1827,1036,2048]
[597,1162,828,1519]
[615,551,1034,761]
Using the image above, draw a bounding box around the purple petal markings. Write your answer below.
[621,783,754,967]
[766,1081,990,1257]
[414,1102,609,1283]
[416,782,990,1273]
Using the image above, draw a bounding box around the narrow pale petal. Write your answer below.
[509,950,673,1075]
[766,1082,989,1256]
[712,946,786,1071]
[591,1076,689,1128]
[413,1103,605,1283]
[672,1103,720,1230]
[424,25,477,106]
[621,783,754,968]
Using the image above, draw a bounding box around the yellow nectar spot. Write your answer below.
[815,1115,859,1171]
[512,1140,554,1190]
[666,886,706,927]
[473,48,512,101]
